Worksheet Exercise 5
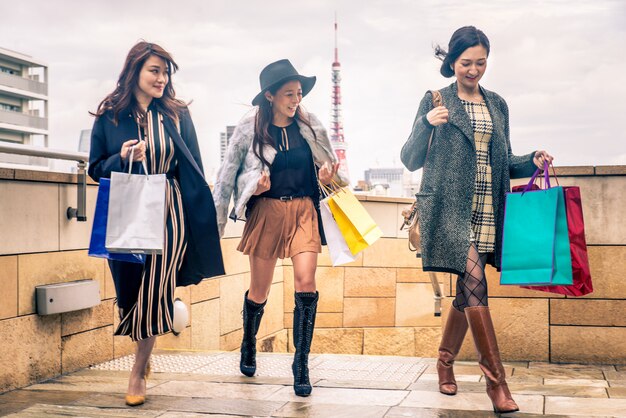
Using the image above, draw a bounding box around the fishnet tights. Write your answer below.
[452,244,489,312]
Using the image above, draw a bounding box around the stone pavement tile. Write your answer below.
[148,380,284,400]
[315,379,410,390]
[3,403,163,417]
[385,406,503,417]
[158,414,238,418]
[273,402,390,418]
[507,376,545,385]
[504,361,531,368]
[407,380,486,393]
[424,364,513,376]
[529,362,616,372]
[509,382,607,398]
[72,393,186,411]
[544,378,608,388]
[608,380,626,388]
[605,371,626,380]
[399,390,543,414]
[545,395,626,416]
[0,390,92,416]
[72,369,131,378]
[418,373,482,383]
[24,375,160,394]
[608,387,626,398]
[119,371,301,386]
[165,397,286,416]
[266,386,409,406]
[513,367,604,380]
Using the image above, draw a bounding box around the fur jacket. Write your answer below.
[213,110,349,237]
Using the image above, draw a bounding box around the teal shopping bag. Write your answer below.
[500,167,573,286]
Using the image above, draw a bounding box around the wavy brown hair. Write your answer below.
[91,41,186,124]
[253,82,316,169]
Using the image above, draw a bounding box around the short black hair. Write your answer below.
[435,26,490,78]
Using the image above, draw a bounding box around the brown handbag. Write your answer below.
[401,90,443,252]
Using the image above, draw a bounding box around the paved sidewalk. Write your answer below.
[1,351,625,417]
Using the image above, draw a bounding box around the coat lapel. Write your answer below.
[480,86,505,142]
[162,117,205,179]
[442,83,475,150]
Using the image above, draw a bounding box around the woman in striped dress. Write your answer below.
[88,42,224,406]
[401,26,553,413]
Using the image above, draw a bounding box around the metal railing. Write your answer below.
[0,141,88,222]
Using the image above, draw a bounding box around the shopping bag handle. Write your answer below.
[524,160,561,192]
[318,179,344,197]
[127,145,150,178]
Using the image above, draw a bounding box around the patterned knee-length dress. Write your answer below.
[461,99,496,254]
[115,108,187,341]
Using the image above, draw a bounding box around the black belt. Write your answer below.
[264,195,307,201]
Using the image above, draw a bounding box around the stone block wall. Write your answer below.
[1,165,625,393]
[0,169,285,393]
[275,167,626,365]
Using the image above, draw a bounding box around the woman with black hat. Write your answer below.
[214,59,347,396]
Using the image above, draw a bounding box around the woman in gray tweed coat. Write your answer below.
[401,26,552,413]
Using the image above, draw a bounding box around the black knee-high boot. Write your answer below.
[292,291,319,397]
[240,291,266,377]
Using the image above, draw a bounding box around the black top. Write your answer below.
[260,122,316,199]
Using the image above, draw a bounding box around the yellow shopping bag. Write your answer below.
[326,186,383,255]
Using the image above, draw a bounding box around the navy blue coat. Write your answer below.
[88,107,225,286]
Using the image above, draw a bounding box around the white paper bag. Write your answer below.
[105,149,166,255]
[320,198,357,266]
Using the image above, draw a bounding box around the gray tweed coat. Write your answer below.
[213,110,349,238]
[401,82,537,276]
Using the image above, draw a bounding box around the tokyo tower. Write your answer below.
[330,16,349,181]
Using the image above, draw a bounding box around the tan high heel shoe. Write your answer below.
[125,360,151,406]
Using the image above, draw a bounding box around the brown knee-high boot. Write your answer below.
[437,306,469,395]
[465,306,519,413]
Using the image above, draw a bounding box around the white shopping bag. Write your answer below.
[320,198,357,266]
[105,147,166,254]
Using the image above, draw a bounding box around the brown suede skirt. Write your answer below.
[237,196,322,259]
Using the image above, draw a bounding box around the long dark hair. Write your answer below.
[253,82,316,169]
[91,41,186,124]
[435,26,490,78]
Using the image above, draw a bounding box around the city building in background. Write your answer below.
[363,167,419,197]
[78,129,91,154]
[0,47,48,168]
[329,17,349,182]
[219,125,235,163]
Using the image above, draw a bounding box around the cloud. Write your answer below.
[1,0,624,185]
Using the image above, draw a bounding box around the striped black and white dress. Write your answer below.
[115,107,187,341]
[461,99,496,254]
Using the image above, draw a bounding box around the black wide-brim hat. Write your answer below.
[251,59,316,106]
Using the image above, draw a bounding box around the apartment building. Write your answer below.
[0,47,48,167]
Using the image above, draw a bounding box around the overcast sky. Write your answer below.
[1,0,624,184]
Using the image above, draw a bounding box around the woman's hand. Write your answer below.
[533,150,554,169]
[253,172,271,195]
[426,106,449,127]
[319,162,339,185]
[120,139,146,162]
